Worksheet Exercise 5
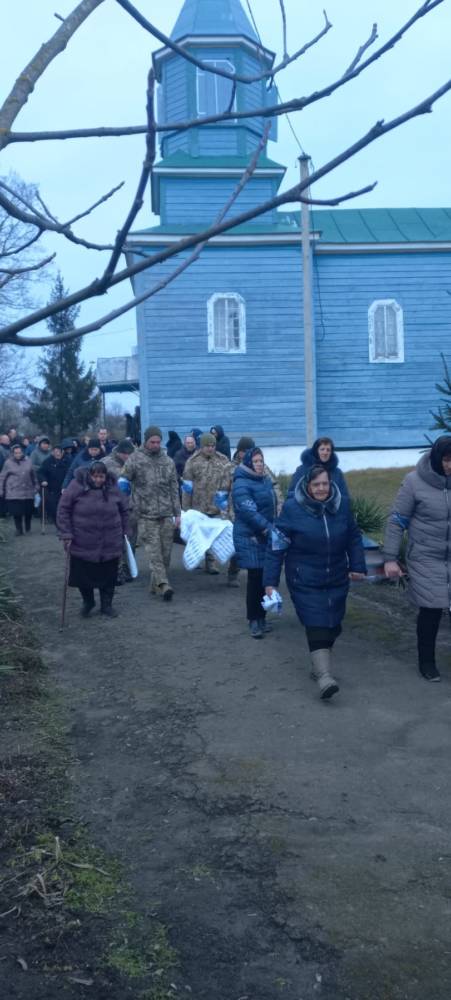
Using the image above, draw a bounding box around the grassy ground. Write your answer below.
[345,466,414,517]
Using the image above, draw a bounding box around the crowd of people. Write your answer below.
[1,421,451,700]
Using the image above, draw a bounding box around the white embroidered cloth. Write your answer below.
[180,510,235,570]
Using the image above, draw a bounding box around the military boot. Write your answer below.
[310,649,339,700]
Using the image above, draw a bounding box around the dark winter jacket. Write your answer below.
[383,448,451,609]
[174,444,197,478]
[166,431,182,459]
[38,454,71,496]
[211,425,231,460]
[288,447,349,499]
[232,464,277,569]
[0,444,10,473]
[57,468,128,563]
[30,440,51,472]
[263,479,365,628]
[0,454,38,500]
[62,447,102,489]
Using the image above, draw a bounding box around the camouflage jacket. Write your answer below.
[182,451,232,516]
[122,447,180,520]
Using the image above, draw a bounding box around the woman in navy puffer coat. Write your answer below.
[232,448,277,639]
[264,464,365,699]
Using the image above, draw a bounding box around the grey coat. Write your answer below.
[383,452,451,609]
[0,455,38,500]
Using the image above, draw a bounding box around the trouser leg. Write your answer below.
[142,519,169,588]
[205,549,219,574]
[417,607,442,666]
[160,517,175,571]
[246,568,265,621]
[14,515,23,534]
[24,499,33,532]
[228,554,240,583]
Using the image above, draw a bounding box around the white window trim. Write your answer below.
[207,293,246,354]
[368,299,404,364]
[196,59,236,118]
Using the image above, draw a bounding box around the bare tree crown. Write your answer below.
[0,0,449,347]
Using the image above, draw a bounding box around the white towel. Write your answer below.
[180,510,235,570]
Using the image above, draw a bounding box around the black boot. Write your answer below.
[79,588,95,617]
[100,589,118,618]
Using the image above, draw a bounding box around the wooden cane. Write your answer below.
[59,545,71,631]
[41,484,46,535]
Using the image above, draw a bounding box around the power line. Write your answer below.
[245,0,306,156]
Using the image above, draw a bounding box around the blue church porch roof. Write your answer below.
[150,151,286,214]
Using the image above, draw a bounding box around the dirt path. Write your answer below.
[5,523,451,999]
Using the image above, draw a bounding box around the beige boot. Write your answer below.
[310,649,339,700]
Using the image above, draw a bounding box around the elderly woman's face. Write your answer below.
[318,442,332,462]
[90,470,106,487]
[442,454,451,476]
[307,470,330,500]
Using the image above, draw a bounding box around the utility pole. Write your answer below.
[299,155,317,446]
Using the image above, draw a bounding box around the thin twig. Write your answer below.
[343,23,378,78]
[64,180,124,227]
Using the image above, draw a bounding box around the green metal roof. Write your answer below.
[154,151,286,172]
[131,208,451,243]
[170,0,258,42]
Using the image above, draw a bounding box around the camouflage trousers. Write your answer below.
[139,516,174,589]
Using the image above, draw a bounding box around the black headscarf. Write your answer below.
[430,435,451,475]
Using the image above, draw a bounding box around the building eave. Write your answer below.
[153,34,275,78]
[126,233,451,251]
[153,166,285,177]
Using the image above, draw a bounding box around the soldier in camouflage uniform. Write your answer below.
[122,426,181,600]
[182,432,236,578]
[103,440,137,584]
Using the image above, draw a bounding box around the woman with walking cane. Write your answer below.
[57,461,128,619]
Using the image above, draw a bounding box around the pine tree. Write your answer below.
[26,274,100,439]
[431,353,451,433]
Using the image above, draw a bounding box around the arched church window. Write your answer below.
[208,293,246,354]
[368,300,404,363]
[197,60,236,117]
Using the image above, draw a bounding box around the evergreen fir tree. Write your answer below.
[431,353,451,433]
[27,274,100,439]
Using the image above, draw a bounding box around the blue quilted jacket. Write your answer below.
[232,465,277,569]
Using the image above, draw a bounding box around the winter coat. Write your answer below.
[232,455,283,514]
[232,465,277,569]
[263,479,366,628]
[383,451,451,609]
[62,447,101,489]
[166,431,182,459]
[174,445,197,478]
[56,468,128,562]
[211,425,231,460]
[288,447,349,499]
[121,446,180,520]
[182,451,232,516]
[0,444,9,473]
[38,454,70,496]
[0,454,38,500]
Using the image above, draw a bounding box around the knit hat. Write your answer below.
[87,437,101,449]
[243,447,263,470]
[144,425,162,441]
[236,435,255,453]
[116,439,135,454]
[200,432,216,447]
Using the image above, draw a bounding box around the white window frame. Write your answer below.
[368,299,404,364]
[208,293,246,354]
[196,60,236,117]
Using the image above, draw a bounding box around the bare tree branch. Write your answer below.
[64,181,124,227]
[278,0,289,61]
[0,253,55,281]
[0,186,114,252]
[3,75,451,346]
[0,0,106,153]
[4,0,445,147]
[301,183,377,207]
[5,126,271,347]
[115,0,331,85]
[343,23,378,78]
[101,68,156,285]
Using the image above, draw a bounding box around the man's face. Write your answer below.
[201,443,216,458]
[52,447,62,460]
[40,441,50,452]
[184,436,196,452]
[88,446,102,459]
[98,429,108,443]
[116,451,129,464]
[442,454,451,477]
[0,435,9,447]
[145,436,161,454]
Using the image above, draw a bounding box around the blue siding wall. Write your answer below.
[314,252,451,446]
[133,244,305,445]
[161,176,277,226]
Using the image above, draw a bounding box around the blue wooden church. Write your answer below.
[125,0,451,450]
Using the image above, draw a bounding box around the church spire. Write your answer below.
[170,0,259,43]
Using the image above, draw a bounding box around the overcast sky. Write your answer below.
[1,0,451,387]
